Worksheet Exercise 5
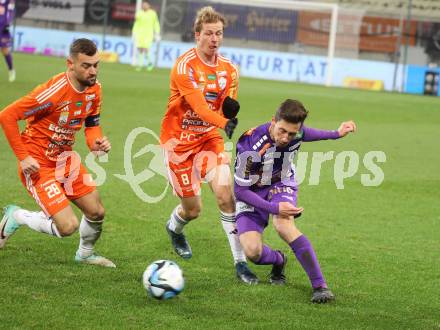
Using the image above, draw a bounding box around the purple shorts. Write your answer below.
[236,181,298,235]
[0,27,12,48]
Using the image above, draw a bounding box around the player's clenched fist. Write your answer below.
[93,136,111,153]
[337,120,357,137]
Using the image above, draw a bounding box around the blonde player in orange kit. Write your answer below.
[161,6,258,284]
[0,39,115,267]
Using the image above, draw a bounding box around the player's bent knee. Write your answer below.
[57,217,79,236]
[85,206,105,222]
[184,206,200,220]
[242,242,262,262]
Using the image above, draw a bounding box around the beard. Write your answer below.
[78,76,96,87]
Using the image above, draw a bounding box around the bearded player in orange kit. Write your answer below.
[0,38,115,268]
[161,6,258,284]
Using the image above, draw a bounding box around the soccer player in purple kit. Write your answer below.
[0,0,15,82]
[234,99,356,303]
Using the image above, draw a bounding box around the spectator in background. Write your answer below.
[132,1,160,71]
[0,0,15,82]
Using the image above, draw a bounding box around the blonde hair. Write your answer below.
[193,6,225,33]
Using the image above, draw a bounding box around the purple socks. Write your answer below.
[4,53,13,70]
[255,245,284,265]
[289,235,327,289]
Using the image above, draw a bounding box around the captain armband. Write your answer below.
[85,114,100,127]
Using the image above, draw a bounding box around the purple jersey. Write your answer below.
[0,0,14,28]
[234,122,339,218]
[234,122,339,190]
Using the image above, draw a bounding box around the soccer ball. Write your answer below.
[142,260,185,300]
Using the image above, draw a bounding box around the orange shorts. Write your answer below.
[19,157,96,217]
[164,135,229,198]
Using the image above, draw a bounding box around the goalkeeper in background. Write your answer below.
[131,1,160,71]
[0,0,15,82]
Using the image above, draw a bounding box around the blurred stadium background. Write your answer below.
[8,0,440,95]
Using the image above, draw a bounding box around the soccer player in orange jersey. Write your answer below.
[160,6,257,284]
[0,39,115,267]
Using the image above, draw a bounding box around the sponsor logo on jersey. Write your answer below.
[75,101,83,107]
[55,102,71,112]
[197,82,206,92]
[24,102,53,117]
[57,101,71,107]
[58,111,69,126]
[288,141,302,151]
[48,123,74,134]
[268,186,294,199]
[207,74,216,81]
[85,94,96,101]
[189,68,198,88]
[205,92,218,102]
[74,110,82,116]
[236,201,254,214]
[183,109,200,118]
[182,118,209,126]
[252,135,269,150]
[218,77,227,90]
[217,70,227,77]
[206,83,216,89]
[69,118,81,126]
[86,101,93,113]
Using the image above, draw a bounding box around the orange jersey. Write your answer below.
[0,72,103,166]
[160,48,239,152]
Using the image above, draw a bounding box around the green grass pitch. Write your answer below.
[0,53,439,329]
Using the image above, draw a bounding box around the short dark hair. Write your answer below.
[70,38,97,57]
[274,99,308,124]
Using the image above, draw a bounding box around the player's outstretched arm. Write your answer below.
[302,121,356,142]
[337,120,357,137]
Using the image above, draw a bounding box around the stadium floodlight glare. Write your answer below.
[206,0,339,87]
